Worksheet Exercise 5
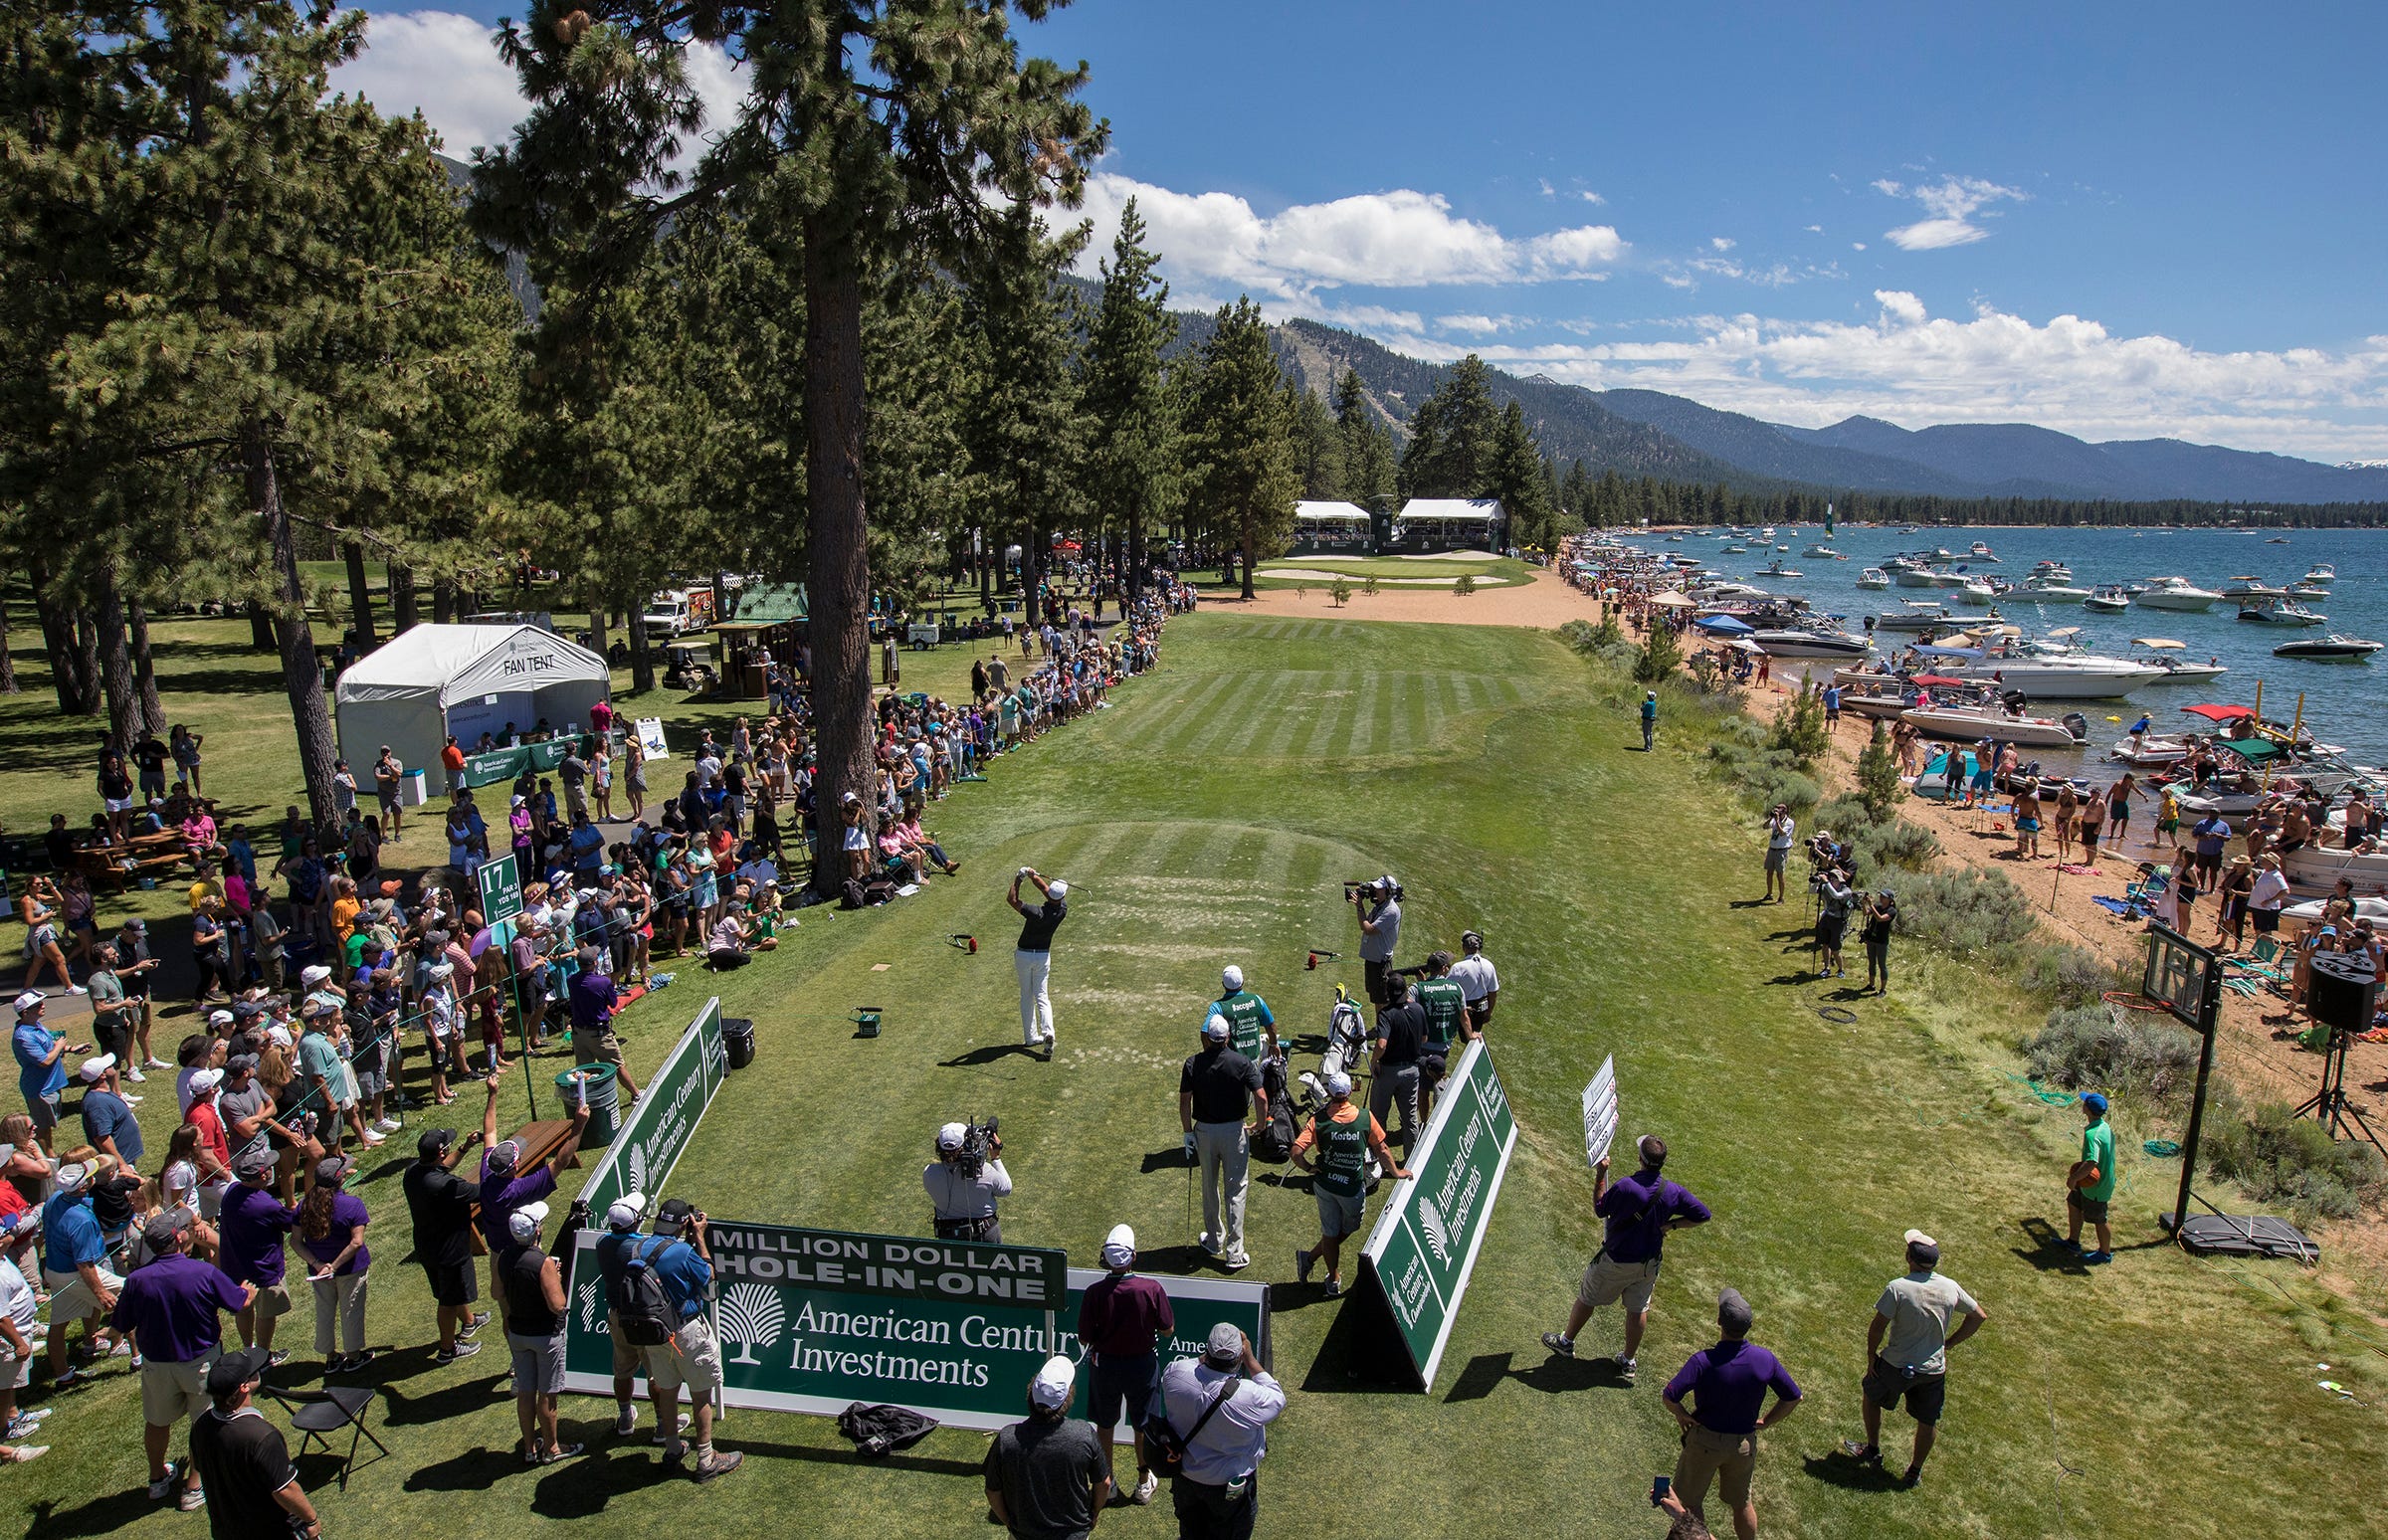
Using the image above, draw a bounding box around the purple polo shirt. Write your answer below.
[476,1156,556,1246]
[568,971,617,1034]
[1595,1170,1710,1264]
[1076,1271,1175,1360]
[295,1191,372,1276]
[217,1184,299,1288]
[1663,1338,1803,1436]
[110,1253,249,1363]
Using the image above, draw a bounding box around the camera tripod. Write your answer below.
[2293,1028,2388,1160]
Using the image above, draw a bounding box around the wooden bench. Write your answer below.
[74,842,191,893]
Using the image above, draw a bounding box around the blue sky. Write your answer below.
[339,2,2388,460]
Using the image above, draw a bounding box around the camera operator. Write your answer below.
[1348,874,1403,1006]
[1813,862,1857,980]
[1860,889,1897,996]
[925,1121,1011,1244]
[1762,804,1796,904]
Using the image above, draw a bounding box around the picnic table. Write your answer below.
[73,830,190,892]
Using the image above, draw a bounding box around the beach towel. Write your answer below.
[2090,895,2145,919]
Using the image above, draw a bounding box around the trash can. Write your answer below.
[723,1017,756,1070]
[403,768,429,807]
[556,1064,621,1147]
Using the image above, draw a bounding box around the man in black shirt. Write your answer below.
[1179,1016,1266,1271]
[402,1125,488,1363]
[132,731,173,802]
[188,1348,318,1540]
[984,1355,1110,1539]
[1010,867,1068,1057]
[1369,977,1429,1158]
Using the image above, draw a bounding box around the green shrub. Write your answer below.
[1633,625,1684,684]
[1769,687,1830,764]
[1329,577,1351,607]
[1454,573,1477,598]
[1896,868,2040,958]
[1590,611,1623,650]
[2206,1100,2388,1220]
[1363,576,1379,598]
[2024,1003,2200,1108]
[1847,817,1940,877]
[1857,723,1904,822]
[1689,654,1720,691]
[1558,619,1599,655]
[1814,793,1874,838]
[2019,943,2123,1008]
[1746,766,1823,817]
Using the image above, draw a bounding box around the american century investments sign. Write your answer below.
[575,996,726,1217]
[706,1225,1066,1307]
[1357,1038,1517,1390]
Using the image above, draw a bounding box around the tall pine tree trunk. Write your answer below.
[28,552,99,714]
[72,615,102,715]
[246,602,277,652]
[0,588,17,694]
[1127,507,1145,598]
[431,579,456,625]
[128,602,164,732]
[977,529,992,613]
[625,583,655,693]
[342,540,377,650]
[246,427,340,829]
[94,569,140,750]
[1239,517,1257,601]
[803,219,878,897]
[389,561,419,632]
[584,586,608,672]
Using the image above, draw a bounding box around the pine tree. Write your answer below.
[1858,723,1905,822]
[1184,298,1298,601]
[1080,198,1178,597]
[1401,355,1497,496]
[963,202,1086,627]
[1486,399,1554,549]
[1330,369,1397,518]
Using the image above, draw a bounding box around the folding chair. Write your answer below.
[269,1385,392,1490]
[2253,936,2281,967]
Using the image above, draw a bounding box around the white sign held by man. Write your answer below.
[1581,1057,1618,1170]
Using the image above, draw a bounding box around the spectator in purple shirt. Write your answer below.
[566,947,641,1103]
[217,1150,302,1364]
[475,1070,589,1331]
[1074,1224,1176,1506]
[112,1212,254,1510]
[1663,1288,1801,1540]
[297,1155,373,1373]
[1540,1135,1711,1384]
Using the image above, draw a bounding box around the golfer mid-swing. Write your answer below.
[1009,867,1068,1057]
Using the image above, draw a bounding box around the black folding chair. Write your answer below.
[268,1385,392,1490]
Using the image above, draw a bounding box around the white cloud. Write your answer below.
[1875,289,1927,327]
[1438,314,1506,335]
[1074,173,1626,302]
[1579,190,1605,205]
[1805,224,1823,234]
[1875,174,2027,251]
[332,8,744,165]
[1710,237,1735,252]
[1537,178,1556,198]
[1852,242,1868,252]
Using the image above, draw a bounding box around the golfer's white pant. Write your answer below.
[1015,948,1054,1044]
[1195,1121,1251,1261]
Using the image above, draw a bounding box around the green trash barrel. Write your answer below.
[557,1064,621,1147]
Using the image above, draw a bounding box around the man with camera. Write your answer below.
[1812,863,1857,980]
[925,1120,1012,1244]
[1761,805,1796,904]
[1180,1016,1265,1272]
[597,1196,740,1481]
[1859,889,1897,996]
[1154,1323,1285,1540]
[1010,867,1068,1056]
[1348,875,1403,1007]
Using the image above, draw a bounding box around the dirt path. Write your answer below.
[1201,569,1602,628]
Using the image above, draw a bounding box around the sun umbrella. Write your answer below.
[1694,614,1756,635]
[2182,703,2255,722]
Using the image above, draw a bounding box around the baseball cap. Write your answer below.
[225,1053,259,1074]
[487,1139,521,1174]
[1324,1070,1353,1098]
[206,1009,235,1029]
[937,1122,969,1151]
[207,1347,273,1397]
[187,1067,224,1096]
[1029,1354,1076,1410]
[315,1155,355,1186]
[1903,1228,1940,1266]
[1203,1322,1244,1367]
[1046,879,1068,899]
[1221,965,1244,994]
[265,1026,293,1049]
[1202,1014,1229,1041]
[52,1161,92,1193]
[1716,1287,1753,1335]
[300,965,331,987]
[655,1198,696,1232]
[1099,1224,1136,1268]
[76,1055,116,1082]
[10,991,43,1014]
[416,1127,456,1160]
[120,917,146,932]
[507,1200,551,1244]
[234,1148,276,1178]
[606,1193,649,1231]
[2082,1091,2109,1113]
[142,1210,191,1249]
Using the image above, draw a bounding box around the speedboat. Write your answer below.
[2027,559,2074,582]
[2127,638,2228,684]
[2236,596,2327,627]
[2280,844,2388,897]
[1665,533,1684,542]
[1953,578,2000,605]
[1969,541,1999,562]
[2289,582,2332,600]
[1750,627,1871,661]
[1804,543,1845,559]
[1920,655,2168,698]
[2136,576,2223,612]
[1873,602,1954,633]
[2305,563,2336,583]
[1902,698,2089,749]
[2221,577,2288,601]
[1925,568,1971,588]
[2021,575,2091,600]
[2083,586,2131,614]
[1857,567,1891,590]
[2274,635,2384,663]
[1758,559,1805,578]
[1723,544,1748,554]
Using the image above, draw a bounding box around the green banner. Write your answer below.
[1357,1039,1518,1390]
[477,852,522,926]
[575,997,726,1220]
[559,1220,1269,1434]
[460,739,574,790]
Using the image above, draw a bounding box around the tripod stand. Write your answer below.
[2293,1029,2388,1161]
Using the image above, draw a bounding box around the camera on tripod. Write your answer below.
[952,1115,1001,1179]
[1344,876,1402,904]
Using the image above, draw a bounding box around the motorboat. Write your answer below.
[1758,559,1805,578]
[1723,544,1748,554]
[2236,595,2327,627]
[1692,580,1773,600]
[2021,575,2091,600]
[2026,559,2074,582]
[1894,650,2168,698]
[2305,563,2336,583]
[2221,577,2288,601]
[1804,543,1845,559]
[1969,541,2000,562]
[1902,698,2090,749]
[2136,576,2223,612]
[2083,585,2131,614]
[2126,638,2228,684]
[2274,635,2384,663]
[1953,578,2001,605]
[1750,627,1872,661]
[1665,533,1684,542]
[2289,582,2332,600]
[1924,567,1971,588]
[1857,567,1891,590]
[1872,602,1954,633]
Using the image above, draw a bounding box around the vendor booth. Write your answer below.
[334,624,612,789]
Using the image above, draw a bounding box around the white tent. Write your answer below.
[1390,497,1506,550]
[334,624,611,780]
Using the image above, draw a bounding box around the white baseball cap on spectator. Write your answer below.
[11,991,43,1015]
[606,1193,648,1231]
[507,1201,551,1245]
[1029,1355,1076,1410]
[1099,1225,1136,1268]
[76,1055,116,1083]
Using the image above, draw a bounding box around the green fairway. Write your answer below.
[1241,555,1534,590]
[15,612,2387,1540]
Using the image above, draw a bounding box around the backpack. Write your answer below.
[1146,1377,1236,1480]
[840,878,867,910]
[614,1236,678,1347]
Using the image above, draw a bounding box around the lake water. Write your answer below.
[1664,523,2388,772]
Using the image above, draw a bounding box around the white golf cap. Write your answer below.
[937,1122,969,1152]
[1903,1228,1938,1250]
[76,1055,116,1082]
[606,1193,648,1231]
[53,1161,92,1192]
[11,991,43,1014]
[300,965,331,986]
[1046,879,1068,898]
[207,1009,234,1028]
[1100,1224,1136,1267]
[1324,1070,1353,1098]
[187,1067,224,1095]
[1221,965,1243,993]
[1029,1354,1076,1410]
[1202,1014,1230,1041]
[507,1201,551,1244]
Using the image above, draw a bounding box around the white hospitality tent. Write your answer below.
[1390,496,1506,551]
[1294,499,1374,550]
[333,624,612,778]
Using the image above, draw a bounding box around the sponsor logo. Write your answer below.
[1417,1196,1453,1267]
[717,1282,787,1366]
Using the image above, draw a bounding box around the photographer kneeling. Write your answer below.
[925,1120,1010,1244]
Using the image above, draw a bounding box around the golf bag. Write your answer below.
[1298,991,1371,1106]
[1251,1052,1296,1162]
